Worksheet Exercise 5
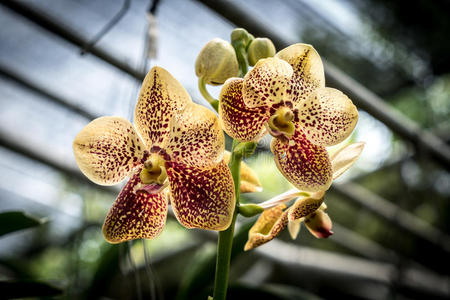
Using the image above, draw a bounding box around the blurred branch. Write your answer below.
[195,0,450,169]
[0,65,98,120]
[0,1,146,81]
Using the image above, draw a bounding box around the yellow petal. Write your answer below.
[134,66,191,148]
[243,57,293,108]
[219,78,269,142]
[102,169,168,243]
[288,191,325,221]
[271,125,333,192]
[167,160,235,231]
[287,218,302,240]
[276,43,325,106]
[244,204,289,251]
[73,117,146,185]
[164,102,224,168]
[223,151,262,193]
[299,87,358,147]
[331,142,365,180]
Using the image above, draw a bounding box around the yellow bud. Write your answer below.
[195,38,239,85]
[231,28,251,45]
[248,38,276,66]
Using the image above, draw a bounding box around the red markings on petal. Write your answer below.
[134,66,191,148]
[219,78,269,142]
[271,126,333,192]
[166,160,235,231]
[102,169,168,243]
[299,87,358,147]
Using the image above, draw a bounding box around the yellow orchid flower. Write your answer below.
[219,44,359,193]
[73,66,235,244]
[245,142,364,250]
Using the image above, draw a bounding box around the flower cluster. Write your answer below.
[72,29,363,252]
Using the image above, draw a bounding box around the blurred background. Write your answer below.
[0,0,449,299]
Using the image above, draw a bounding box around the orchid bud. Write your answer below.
[247,38,276,66]
[195,38,239,85]
[231,28,252,48]
[304,209,333,238]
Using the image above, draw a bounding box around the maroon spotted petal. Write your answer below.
[102,168,168,243]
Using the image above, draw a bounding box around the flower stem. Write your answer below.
[213,139,241,300]
[198,76,219,111]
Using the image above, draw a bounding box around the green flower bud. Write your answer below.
[231,28,250,45]
[195,38,239,85]
[247,38,276,66]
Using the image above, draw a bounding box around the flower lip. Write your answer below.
[140,153,167,185]
[266,106,295,142]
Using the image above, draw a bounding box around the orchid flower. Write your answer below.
[219,43,359,193]
[73,67,237,243]
[244,142,365,250]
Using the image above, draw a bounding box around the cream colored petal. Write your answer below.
[223,151,262,193]
[164,102,224,168]
[134,66,191,148]
[299,87,358,147]
[331,142,365,180]
[288,218,302,240]
[276,43,325,106]
[73,117,146,185]
[243,57,293,108]
[244,204,288,251]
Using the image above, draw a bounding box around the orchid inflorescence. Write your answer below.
[72,26,364,299]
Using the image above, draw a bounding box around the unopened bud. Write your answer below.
[195,38,239,85]
[247,38,276,66]
[304,209,333,238]
[231,28,252,48]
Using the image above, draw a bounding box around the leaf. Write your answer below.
[0,280,62,298]
[0,211,44,237]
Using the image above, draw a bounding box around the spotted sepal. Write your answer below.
[102,169,168,243]
[73,116,146,186]
[134,66,191,148]
[271,126,333,192]
[166,160,235,231]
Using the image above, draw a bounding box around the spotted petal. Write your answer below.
[331,142,365,179]
[73,117,146,185]
[219,78,269,142]
[164,102,224,167]
[287,191,325,221]
[102,169,168,243]
[166,160,235,231]
[299,88,358,146]
[271,126,333,192]
[134,66,191,147]
[243,57,293,108]
[276,44,325,106]
[244,204,288,251]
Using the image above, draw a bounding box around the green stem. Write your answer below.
[213,139,241,300]
[232,42,249,77]
[198,76,219,111]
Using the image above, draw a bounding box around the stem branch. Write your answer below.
[212,140,241,300]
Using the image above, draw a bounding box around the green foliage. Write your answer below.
[0,211,44,237]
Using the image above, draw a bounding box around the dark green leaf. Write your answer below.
[0,211,44,237]
[0,280,62,298]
